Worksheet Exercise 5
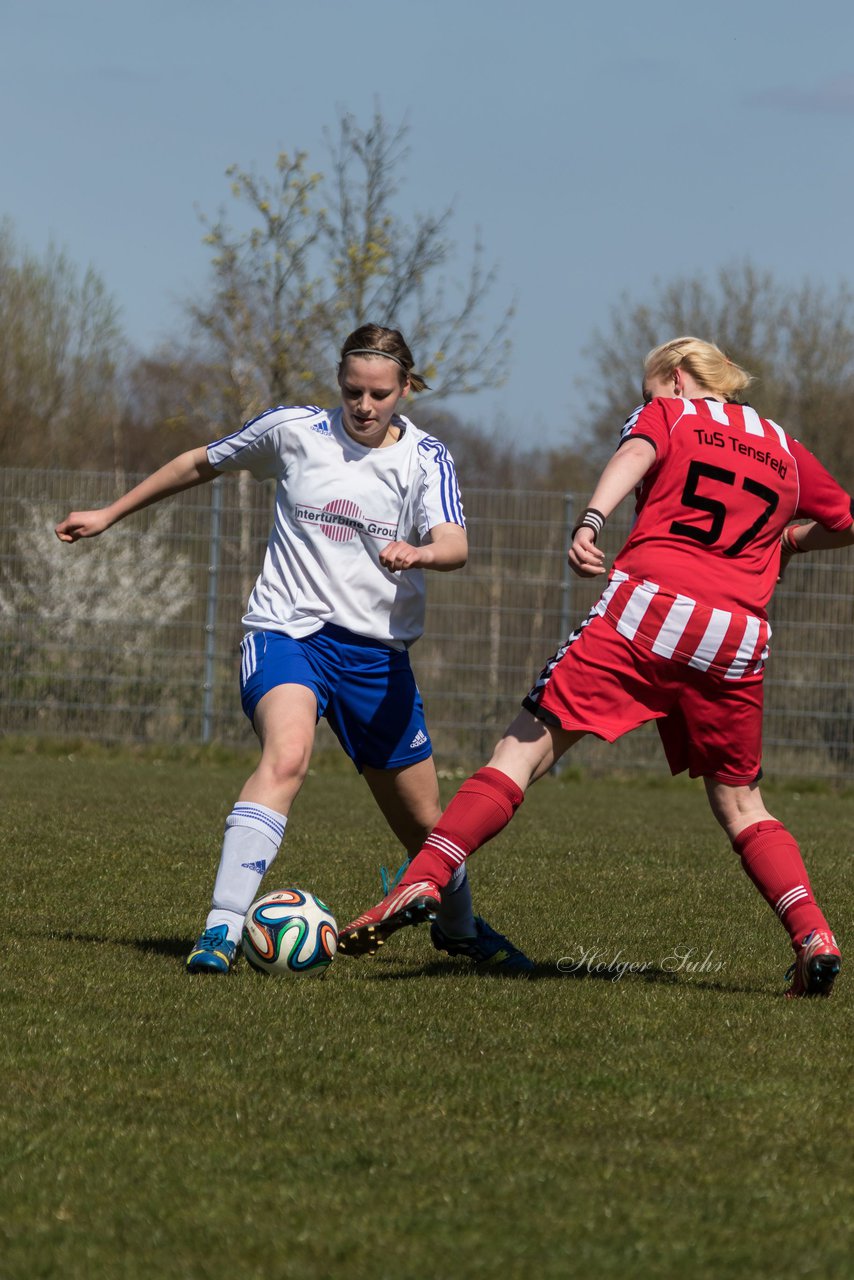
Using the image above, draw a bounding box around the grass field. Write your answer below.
[1,746,851,1279]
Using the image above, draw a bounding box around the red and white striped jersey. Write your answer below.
[594,570,769,681]
[617,397,853,617]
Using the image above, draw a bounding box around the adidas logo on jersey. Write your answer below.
[409,729,428,749]
[311,419,332,435]
[241,860,268,874]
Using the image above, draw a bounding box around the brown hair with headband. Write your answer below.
[339,323,429,393]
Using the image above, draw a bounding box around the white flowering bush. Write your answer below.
[0,505,192,636]
[0,502,197,738]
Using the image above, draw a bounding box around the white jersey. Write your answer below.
[207,404,465,649]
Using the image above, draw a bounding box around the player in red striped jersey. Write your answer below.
[338,337,853,998]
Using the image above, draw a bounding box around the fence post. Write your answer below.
[201,477,222,744]
[551,493,575,775]
[559,493,574,645]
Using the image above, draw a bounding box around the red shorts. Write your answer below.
[523,614,764,785]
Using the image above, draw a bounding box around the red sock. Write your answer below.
[733,820,830,946]
[401,767,524,890]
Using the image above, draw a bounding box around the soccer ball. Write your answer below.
[242,889,338,977]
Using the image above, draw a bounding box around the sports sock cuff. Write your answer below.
[732,819,786,859]
[445,864,469,893]
[466,767,525,815]
[225,802,287,847]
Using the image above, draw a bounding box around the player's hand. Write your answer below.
[568,527,606,578]
[777,544,793,584]
[55,510,112,543]
[379,540,427,572]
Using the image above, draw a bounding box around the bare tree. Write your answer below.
[187,107,515,428]
[582,263,854,474]
[117,351,221,471]
[417,406,594,494]
[0,220,124,471]
[321,110,514,400]
[189,152,328,427]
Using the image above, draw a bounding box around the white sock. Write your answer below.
[206,802,287,944]
[436,865,476,939]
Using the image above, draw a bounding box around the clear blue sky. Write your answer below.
[3,0,853,449]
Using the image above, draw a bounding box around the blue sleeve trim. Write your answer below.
[418,436,466,526]
[208,405,322,455]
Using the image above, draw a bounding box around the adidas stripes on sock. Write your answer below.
[401,767,524,891]
[733,820,831,946]
[206,801,287,943]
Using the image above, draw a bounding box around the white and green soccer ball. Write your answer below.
[242,889,338,977]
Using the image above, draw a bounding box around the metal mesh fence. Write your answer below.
[3,466,854,779]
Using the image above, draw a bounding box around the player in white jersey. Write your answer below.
[56,323,532,976]
[339,337,854,999]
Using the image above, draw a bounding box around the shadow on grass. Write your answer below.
[128,935,190,959]
[357,953,762,994]
[535,960,761,994]
[40,932,764,994]
[43,930,190,960]
[535,960,678,983]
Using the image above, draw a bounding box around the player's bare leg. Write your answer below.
[240,683,319,811]
[362,757,441,854]
[705,778,840,997]
[188,685,317,973]
[351,758,459,955]
[488,709,585,788]
[338,712,583,957]
[360,756,534,971]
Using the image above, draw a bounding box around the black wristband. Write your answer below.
[571,508,606,542]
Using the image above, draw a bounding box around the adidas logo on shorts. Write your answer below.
[409,729,428,749]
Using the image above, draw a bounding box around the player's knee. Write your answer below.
[258,742,313,791]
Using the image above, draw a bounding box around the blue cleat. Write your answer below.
[186,924,237,974]
[430,916,534,975]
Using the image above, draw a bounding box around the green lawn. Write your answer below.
[1,749,851,1279]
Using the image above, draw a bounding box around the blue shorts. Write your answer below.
[239,623,433,772]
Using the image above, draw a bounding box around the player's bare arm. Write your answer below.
[783,519,854,554]
[777,517,854,582]
[56,446,218,542]
[379,522,468,573]
[568,437,656,578]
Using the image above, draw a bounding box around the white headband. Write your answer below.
[344,348,408,372]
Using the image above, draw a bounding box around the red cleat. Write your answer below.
[785,929,841,998]
[337,880,441,957]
